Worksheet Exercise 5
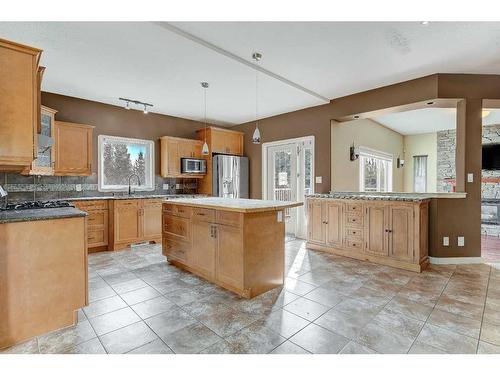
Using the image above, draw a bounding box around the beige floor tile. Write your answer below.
[270,340,311,354]
[89,307,141,336]
[283,297,330,321]
[63,338,106,354]
[224,321,287,354]
[408,340,447,354]
[83,295,128,318]
[348,286,395,306]
[480,322,500,346]
[0,338,39,354]
[131,296,176,319]
[384,296,433,321]
[304,286,346,307]
[477,340,500,354]
[435,295,484,321]
[339,341,377,354]
[290,323,349,354]
[333,298,382,317]
[38,321,96,354]
[120,286,161,305]
[128,339,174,354]
[100,321,158,354]
[252,309,310,338]
[284,277,317,295]
[89,285,117,302]
[161,322,221,354]
[145,306,197,338]
[315,308,374,340]
[427,309,481,338]
[111,278,148,294]
[416,324,478,354]
[483,304,500,325]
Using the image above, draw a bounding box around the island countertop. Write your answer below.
[0,207,87,224]
[166,197,303,213]
[307,191,466,202]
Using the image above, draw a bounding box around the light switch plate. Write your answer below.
[458,236,465,247]
[75,184,82,192]
[162,184,169,190]
[315,176,322,184]
[467,173,474,183]
[443,237,449,246]
[277,211,283,222]
[175,184,182,189]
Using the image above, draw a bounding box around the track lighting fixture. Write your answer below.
[119,97,153,114]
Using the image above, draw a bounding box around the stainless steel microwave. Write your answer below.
[181,158,207,174]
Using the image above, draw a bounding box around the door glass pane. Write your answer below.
[363,157,378,192]
[304,147,312,196]
[273,149,292,203]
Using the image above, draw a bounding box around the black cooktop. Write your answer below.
[0,200,74,211]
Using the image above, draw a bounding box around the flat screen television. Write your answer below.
[482,143,500,170]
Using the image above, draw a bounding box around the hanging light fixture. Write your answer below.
[125,101,130,110]
[252,52,262,144]
[143,104,148,114]
[201,82,210,155]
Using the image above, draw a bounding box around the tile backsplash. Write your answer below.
[0,172,198,202]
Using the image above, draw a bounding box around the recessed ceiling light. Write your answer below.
[421,21,430,25]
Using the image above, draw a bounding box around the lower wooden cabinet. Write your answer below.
[191,220,217,279]
[216,224,243,290]
[306,198,429,272]
[110,199,162,250]
[72,200,109,252]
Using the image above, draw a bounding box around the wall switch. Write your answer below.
[175,183,182,190]
[467,173,474,183]
[443,237,449,246]
[458,236,465,247]
[162,184,169,191]
[315,176,322,184]
[75,184,82,192]
[277,211,283,222]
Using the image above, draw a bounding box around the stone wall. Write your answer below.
[0,172,198,203]
[437,123,500,237]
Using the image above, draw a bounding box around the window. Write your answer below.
[359,148,393,192]
[98,135,154,192]
[413,155,428,193]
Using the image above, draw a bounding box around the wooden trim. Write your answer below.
[195,126,244,135]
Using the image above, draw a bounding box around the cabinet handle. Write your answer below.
[213,226,217,238]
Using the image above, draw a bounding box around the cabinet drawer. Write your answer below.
[345,214,363,227]
[162,237,190,262]
[73,200,108,210]
[216,210,243,227]
[346,203,362,213]
[345,228,363,239]
[88,229,106,245]
[115,200,140,208]
[163,216,191,241]
[163,203,175,215]
[174,205,192,218]
[87,210,107,226]
[345,239,363,250]
[193,208,215,222]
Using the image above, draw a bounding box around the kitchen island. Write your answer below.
[162,198,302,298]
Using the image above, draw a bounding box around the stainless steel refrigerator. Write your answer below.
[212,154,249,198]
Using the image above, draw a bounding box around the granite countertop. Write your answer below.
[0,207,87,224]
[166,197,303,213]
[307,192,467,202]
[63,194,203,201]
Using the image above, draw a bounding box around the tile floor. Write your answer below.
[2,239,500,354]
[482,235,500,263]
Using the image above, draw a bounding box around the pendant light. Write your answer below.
[201,82,210,155]
[252,52,262,144]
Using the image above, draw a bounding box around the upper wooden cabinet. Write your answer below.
[0,38,42,171]
[160,136,204,178]
[54,121,93,176]
[196,126,244,156]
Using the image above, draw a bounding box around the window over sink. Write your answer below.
[98,135,155,192]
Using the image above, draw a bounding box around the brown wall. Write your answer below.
[41,92,209,175]
[231,104,333,198]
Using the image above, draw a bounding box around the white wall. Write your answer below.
[403,132,438,192]
[331,119,404,192]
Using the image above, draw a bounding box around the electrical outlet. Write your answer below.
[458,236,465,247]
[162,184,169,191]
[467,173,474,183]
[175,183,182,190]
[315,176,322,184]
[75,184,82,192]
[443,237,449,246]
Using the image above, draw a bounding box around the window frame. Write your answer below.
[98,135,155,192]
[358,147,393,192]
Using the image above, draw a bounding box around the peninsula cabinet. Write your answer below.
[306,198,429,272]
[54,121,94,176]
[159,136,204,178]
[109,199,162,250]
[0,38,42,171]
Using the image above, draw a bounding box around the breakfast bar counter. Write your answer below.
[162,198,302,298]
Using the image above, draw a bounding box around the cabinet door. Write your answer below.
[326,201,343,247]
[54,121,92,175]
[210,129,226,154]
[226,133,243,155]
[142,200,162,239]
[161,138,180,177]
[191,220,216,278]
[364,204,388,256]
[114,201,141,244]
[307,200,325,244]
[388,205,414,262]
[216,224,243,289]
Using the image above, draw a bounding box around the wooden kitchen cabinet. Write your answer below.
[72,200,109,253]
[196,127,244,195]
[109,199,162,250]
[0,38,42,171]
[216,224,243,290]
[191,220,217,279]
[54,121,93,176]
[306,198,429,272]
[160,136,204,178]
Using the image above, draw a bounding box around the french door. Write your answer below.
[263,136,314,238]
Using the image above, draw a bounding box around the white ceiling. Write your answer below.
[373,108,500,135]
[1,22,500,125]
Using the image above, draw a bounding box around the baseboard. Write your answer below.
[428,256,484,265]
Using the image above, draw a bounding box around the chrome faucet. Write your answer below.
[128,174,141,195]
[0,185,8,209]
